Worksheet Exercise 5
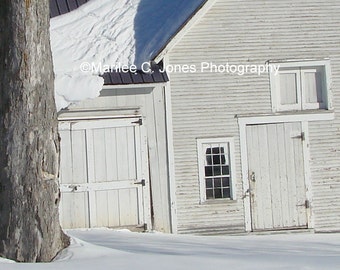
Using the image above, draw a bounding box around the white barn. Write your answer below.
[53,0,340,234]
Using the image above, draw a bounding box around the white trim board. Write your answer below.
[237,112,334,126]
[102,83,166,90]
[153,0,217,64]
[164,81,178,234]
[301,121,314,229]
[239,123,252,231]
[58,108,141,121]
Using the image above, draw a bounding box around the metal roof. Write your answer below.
[102,67,169,86]
[50,0,89,18]
[50,0,169,85]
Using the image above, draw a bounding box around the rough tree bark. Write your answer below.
[0,0,69,262]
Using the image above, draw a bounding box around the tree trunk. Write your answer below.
[0,0,69,262]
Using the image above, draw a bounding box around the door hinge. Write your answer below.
[132,118,143,125]
[291,132,305,141]
[134,179,146,186]
[301,132,305,141]
[136,223,148,231]
[297,199,310,208]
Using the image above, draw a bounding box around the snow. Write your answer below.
[50,0,139,110]
[50,0,206,110]
[1,229,340,269]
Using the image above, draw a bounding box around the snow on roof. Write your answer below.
[50,0,207,110]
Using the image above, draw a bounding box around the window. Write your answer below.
[270,60,332,112]
[197,138,236,202]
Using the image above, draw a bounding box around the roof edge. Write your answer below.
[152,0,217,64]
[50,0,90,18]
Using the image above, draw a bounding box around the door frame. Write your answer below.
[237,114,325,232]
[59,114,152,230]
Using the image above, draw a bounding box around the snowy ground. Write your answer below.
[1,229,340,269]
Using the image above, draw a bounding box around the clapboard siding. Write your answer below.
[58,86,172,232]
[169,0,340,233]
[308,120,340,231]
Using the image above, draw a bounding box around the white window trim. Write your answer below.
[270,60,332,112]
[197,137,237,203]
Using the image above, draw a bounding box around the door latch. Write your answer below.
[242,188,252,199]
[68,185,79,192]
[250,172,256,182]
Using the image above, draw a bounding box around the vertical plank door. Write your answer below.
[246,122,308,231]
[59,117,150,230]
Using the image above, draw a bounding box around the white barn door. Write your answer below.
[59,117,150,230]
[246,122,308,231]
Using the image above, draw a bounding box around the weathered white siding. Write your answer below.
[58,85,172,233]
[169,0,340,233]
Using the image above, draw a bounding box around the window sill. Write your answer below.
[200,198,237,205]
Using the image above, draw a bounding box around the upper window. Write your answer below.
[197,138,236,203]
[270,60,332,112]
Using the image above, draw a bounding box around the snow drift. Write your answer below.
[1,229,340,269]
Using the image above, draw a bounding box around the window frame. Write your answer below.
[270,60,332,112]
[197,137,237,203]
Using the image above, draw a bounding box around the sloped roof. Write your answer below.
[50,0,169,87]
[50,0,208,64]
[133,0,208,65]
[50,0,90,18]
[50,0,211,109]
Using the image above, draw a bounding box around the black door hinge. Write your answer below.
[136,223,148,232]
[134,179,146,186]
[291,132,305,141]
[132,118,143,125]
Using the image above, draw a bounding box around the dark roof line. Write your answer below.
[50,0,89,18]
[102,68,169,86]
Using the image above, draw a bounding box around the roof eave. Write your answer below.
[152,0,217,64]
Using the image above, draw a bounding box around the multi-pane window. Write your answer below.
[204,146,231,199]
[270,60,332,112]
[197,138,236,202]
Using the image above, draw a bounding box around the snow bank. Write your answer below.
[50,0,139,110]
[1,229,340,269]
